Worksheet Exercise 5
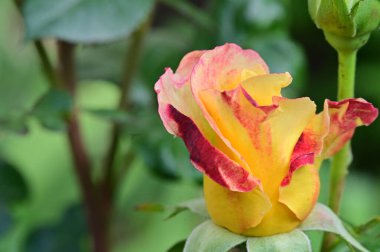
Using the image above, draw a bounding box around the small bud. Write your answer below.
[309,0,380,51]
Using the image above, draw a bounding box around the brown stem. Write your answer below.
[58,40,110,252]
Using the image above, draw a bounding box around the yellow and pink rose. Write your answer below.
[155,43,378,236]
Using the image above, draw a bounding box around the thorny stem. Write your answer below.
[322,49,357,251]
[58,41,110,252]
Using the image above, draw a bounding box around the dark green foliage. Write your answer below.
[167,239,186,252]
[0,160,28,205]
[25,205,88,252]
[0,160,29,237]
[0,204,13,236]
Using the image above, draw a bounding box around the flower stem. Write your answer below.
[329,49,356,212]
[337,50,356,100]
[58,41,110,252]
[322,49,357,251]
[34,41,60,88]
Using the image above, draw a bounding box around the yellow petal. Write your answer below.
[242,202,300,237]
[198,88,266,173]
[241,72,292,106]
[258,98,316,196]
[204,175,272,234]
[279,165,320,220]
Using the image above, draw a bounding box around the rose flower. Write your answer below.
[154,43,378,236]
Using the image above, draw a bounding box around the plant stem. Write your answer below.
[322,49,357,251]
[336,50,356,100]
[329,49,356,212]
[34,41,59,87]
[102,16,151,192]
[58,41,110,252]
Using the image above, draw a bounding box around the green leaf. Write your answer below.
[183,220,246,252]
[336,217,380,252]
[0,114,29,135]
[136,198,208,220]
[246,229,312,252]
[300,203,369,252]
[167,240,186,252]
[32,89,72,131]
[23,0,154,43]
[178,198,208,218]
[166,198,209,220]
[0,160,28,205]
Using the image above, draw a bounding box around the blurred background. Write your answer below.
[0,0,379,251]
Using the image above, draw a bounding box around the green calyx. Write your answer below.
[324,31,370,52]
[309,0,380,51]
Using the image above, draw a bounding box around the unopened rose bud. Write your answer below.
[309,0,380,51]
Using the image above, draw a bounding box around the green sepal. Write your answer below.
[299,203,368,252]
[172,199,369,252]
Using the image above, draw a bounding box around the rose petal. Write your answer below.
[281,108,329,186]
[242,201,300,236]
[322,98,378,158]
[155,66,238,162]
[279,165,320,220]
[191,43,269,95]
[187,44,269,171]
[259,97,316,195]
[204,176,272,234]
[241,72,292,106]
[176,50,206,78]
[198,88,264,174]
[197,86,316,196]
[155,50,206,134]
[167,105,259,192]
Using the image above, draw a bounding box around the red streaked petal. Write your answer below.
[198,88,265,175]
[156,68,243,167]
[168,105,260,192]
[323,98,378,158]
[154,50,206,135]
[155,68,200,135]
[258,97,316,193]
[281,109,329,186]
